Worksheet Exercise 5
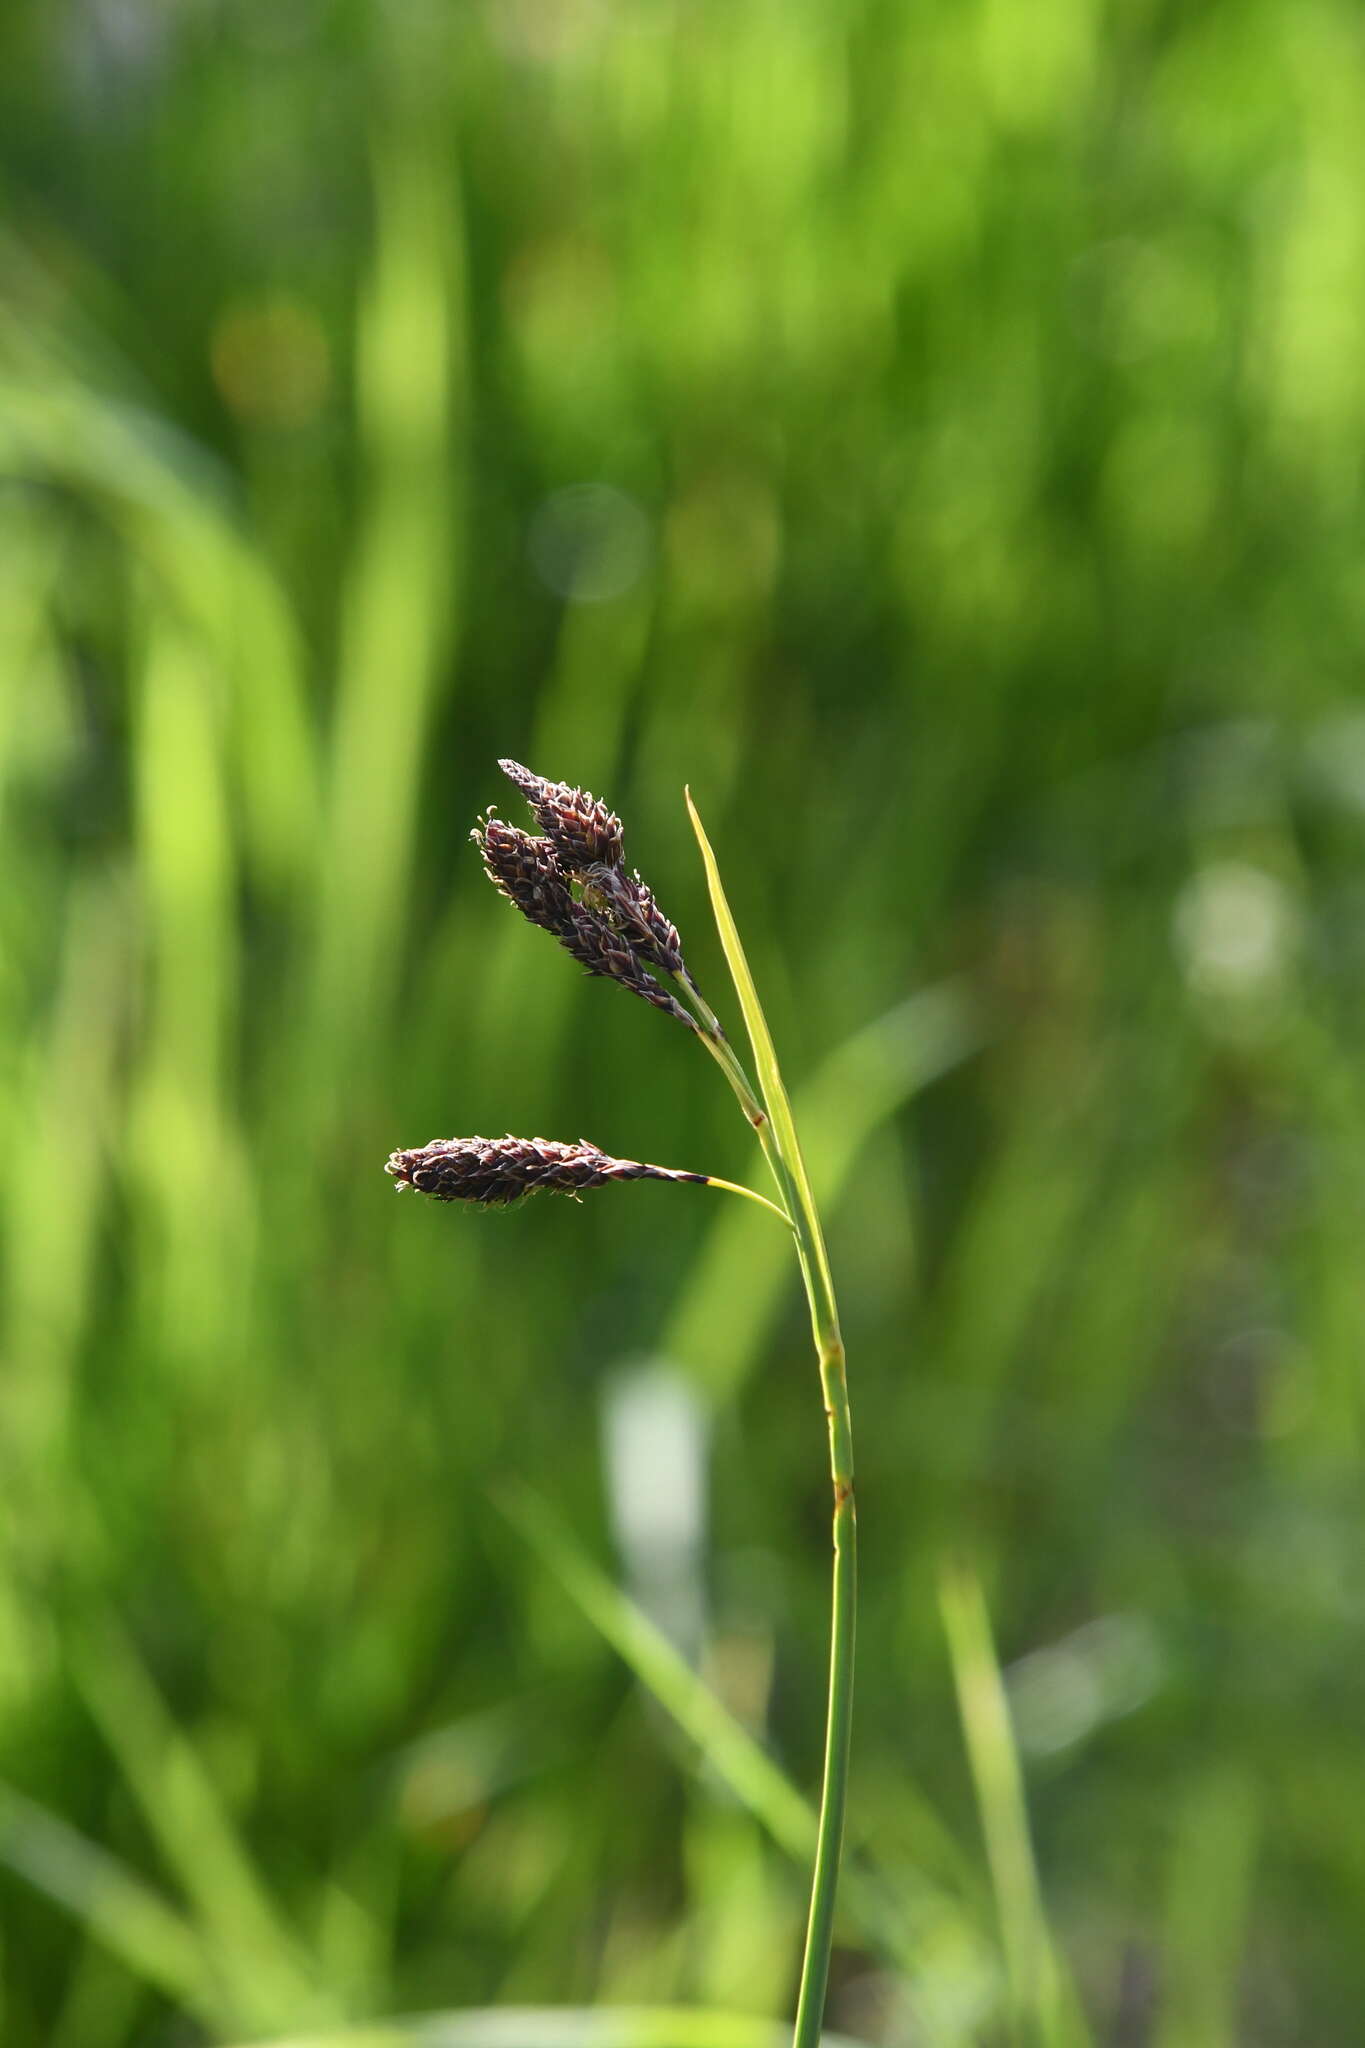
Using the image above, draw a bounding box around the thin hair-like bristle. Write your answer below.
[385,1134,708,1207]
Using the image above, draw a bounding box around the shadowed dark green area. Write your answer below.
[2,2,1364,2043]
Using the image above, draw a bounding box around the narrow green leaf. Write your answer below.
[683,791,837,1344]
[0,1780,224,2025]
[68,1617,330,2032]
[494,1482,814,1862]
[1155,1768,1259,2048]
[938,1562,1091,2048]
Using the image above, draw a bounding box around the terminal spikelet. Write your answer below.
[472,811,696,1027]
[497,759,624,872]
[496,760,698,996]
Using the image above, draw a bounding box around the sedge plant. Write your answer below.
[387,762,854,2048]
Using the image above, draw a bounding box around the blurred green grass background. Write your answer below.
[3,0,1365,2042]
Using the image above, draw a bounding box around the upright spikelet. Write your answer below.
[473,816,569,934]
[472,812,695,1025]
[495,759,700,996]
[497,759,624,871]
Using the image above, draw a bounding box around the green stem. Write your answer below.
[681,984,790,1199]
[680,972,856,2048]
[683,986,770,1122]
[793,1333,855,2048]
[700,1174,795,1230]
[777,1150,855,2048]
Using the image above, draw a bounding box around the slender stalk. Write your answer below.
[680,802,856,2048]
[762,1074,854,2048]
[701,1174,796,1230]
[790,1328,855,2048]
[684,983,780,1139]
[698,1026,857,2042]
[680,975,807,1245]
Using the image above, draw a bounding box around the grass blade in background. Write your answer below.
[0,1782,225,2028]
[1154,1769,1258,2048]
[67,1619,331,2036]
[495,1483,814,1866]
[310,103,466,1092]
[939,1562,1088,2048]
[499,1481,994,2019]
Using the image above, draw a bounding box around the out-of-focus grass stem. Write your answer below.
[939,1561,1086,2048]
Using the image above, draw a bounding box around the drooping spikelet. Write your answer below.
[385,1134,708,1207]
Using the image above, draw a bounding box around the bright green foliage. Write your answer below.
[1,0,1364,2042]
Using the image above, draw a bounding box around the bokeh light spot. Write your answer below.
[528,482,651,603]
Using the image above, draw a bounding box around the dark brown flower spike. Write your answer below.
[496,759,700,999]
[474,814,571,934]
[472,813,695,1026]
[386,1134,707,1207]
[570,904,689,1019]
[385,1132,792,1227]
[587,863,688,981]
[498,759,624,872]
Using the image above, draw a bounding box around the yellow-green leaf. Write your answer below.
[684,789,839,1343]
